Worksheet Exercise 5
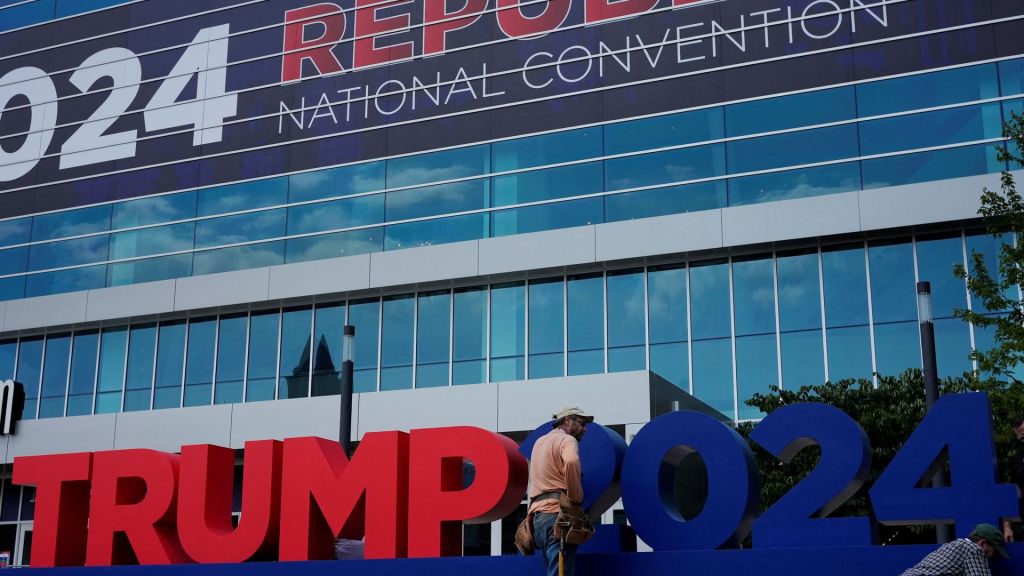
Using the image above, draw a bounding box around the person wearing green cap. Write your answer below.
[899,523,1009,576]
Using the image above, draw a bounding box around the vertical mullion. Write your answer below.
[523,281,530,380]
[241,312,251,403]
[273,310,283,400]
[485,286,491,383]
[62,332,73,417]
[211,315,221,404]
[412,294,419,389]
[602,272,609,373]
[375,297,384,392]
[118,327,129,413]
[643,267,651,371]
[149,324,160,411]
[562,277,568,377]
[685,263,694,396]
[864,242,878,387]
[179,320,190,408]
[772,253,783,390]
[962,230,978,372]
[448,290,454,386]
[818,246,830,382]
[728,258,738,422]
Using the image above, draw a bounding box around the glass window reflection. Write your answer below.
[215,315,247,404]
[567,274,604,376]
[868,241,916,324]
[247,311,280,401]
[184,318,216,407]
[605,182,726,220]
[289,162,385,203]
[95,328,126,414]
[112,191,196,229]
[279,308,312,399]
[387,145,489,188]
[123,324,156,412]
[857,64,999,117]
[915,234,966,318]
[39,334,70,418]
[32,204,110,241]
[648,265,688,390]
[491,283,525,381]
[493,128,602,170]
[198,178,287,217]
[67,331,98,417]
[454,288,487,385]
[607,270,645,372]
[725,87,855,136]
[153,321,185,409]
[312,304,345,396]
[381,295,414,391]
[416,292,451,388]
[529,278,564,379]
[349,299,380,393]
[605,108,724,155]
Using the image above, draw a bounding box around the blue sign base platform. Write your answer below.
[21,544,1024,576]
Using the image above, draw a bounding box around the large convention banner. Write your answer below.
[0,0,1017,218]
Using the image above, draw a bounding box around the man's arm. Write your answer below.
[560,439,584,505]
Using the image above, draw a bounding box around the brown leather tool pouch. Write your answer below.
[514,512,535,555]
[553,494,595,546]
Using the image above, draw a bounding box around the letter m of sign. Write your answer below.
[0,380,24,435]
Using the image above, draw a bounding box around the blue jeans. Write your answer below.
[532,512,577,576]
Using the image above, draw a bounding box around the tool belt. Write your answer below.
[553,494,595,546]
[515,491,562,555]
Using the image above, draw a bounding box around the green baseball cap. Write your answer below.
[972,523,1009,559]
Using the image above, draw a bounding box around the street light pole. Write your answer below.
[917,281,952,544]
[340,325,355,457]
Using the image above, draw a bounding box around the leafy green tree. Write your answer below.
[737,370,1024,544]
[954,111,1024,380]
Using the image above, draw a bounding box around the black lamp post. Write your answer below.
[917,281,952,544]
[340,324,355,457]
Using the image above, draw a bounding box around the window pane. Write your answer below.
[38,334,70,418]
[529,278,564,380]
[279,308,312,399]
[349,299,380,392]
[285,228,383,263]
[0,217,29,249]
[215,315,247,404]
[916,235,967,318]
[312,304,345,396]
[966,232,1015,313]
[0,247,28,276]
[868,241,916,324]
[387,145,489,188]
[184,318,216,407]
[856,64,999,116]
[123,324,156,412]
[289,162,385,203]
[827,326,871,382]
[493,127,602,170]
[112,191,196,229]
[153,321,185,409]
[650,342,688,390]
[384,213,488,250]
[491,198,602,237]
[733,257,775,336]
[32,204,110,241]
[108,254,193,286]
[454,288,487,385]
[690,261,730,340]
[387,180,488,222]
[728,163,860,206]
[287,195,384,235]
[608,270,645,372]
[873,321,919,377]
[862,144,1001,189]
[95,328,126,414]
[606,145,725,191]
[247,311,280,401]
[0,340,13,380]
[491,283,524,381]
[736,334,777,420]
[726,126,858,173]
[822,246,868,327]
[777,251,822,332]
[648,265,687,345]
[28,236,109,270]
[567,274,604,376]
[492,163,602,206]
[193,241,284,276]
[67,331,98,416]
[692,338,733,419]
[110,223,194,260]
[999,58,1024,96]
[26,265,106,297]
[195,210,286,249]
[606,182,726,220]
[860,104,1002,155]
[381,295,414,391]
[725,87,856,136]
[781,330,824,388]
[935,317,972,378]
[606,108,724,155]
[416,292,451,388]
[0,276,24,301]
[198,178,287,217]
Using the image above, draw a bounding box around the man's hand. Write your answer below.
[1004,520,1015,543]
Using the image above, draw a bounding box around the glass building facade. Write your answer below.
[0,58,1017,300]
[2,231,1010,423]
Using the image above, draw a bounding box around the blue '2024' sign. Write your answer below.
[520,392,1018,550]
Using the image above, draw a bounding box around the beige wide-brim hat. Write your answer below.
[553,406,595,423]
